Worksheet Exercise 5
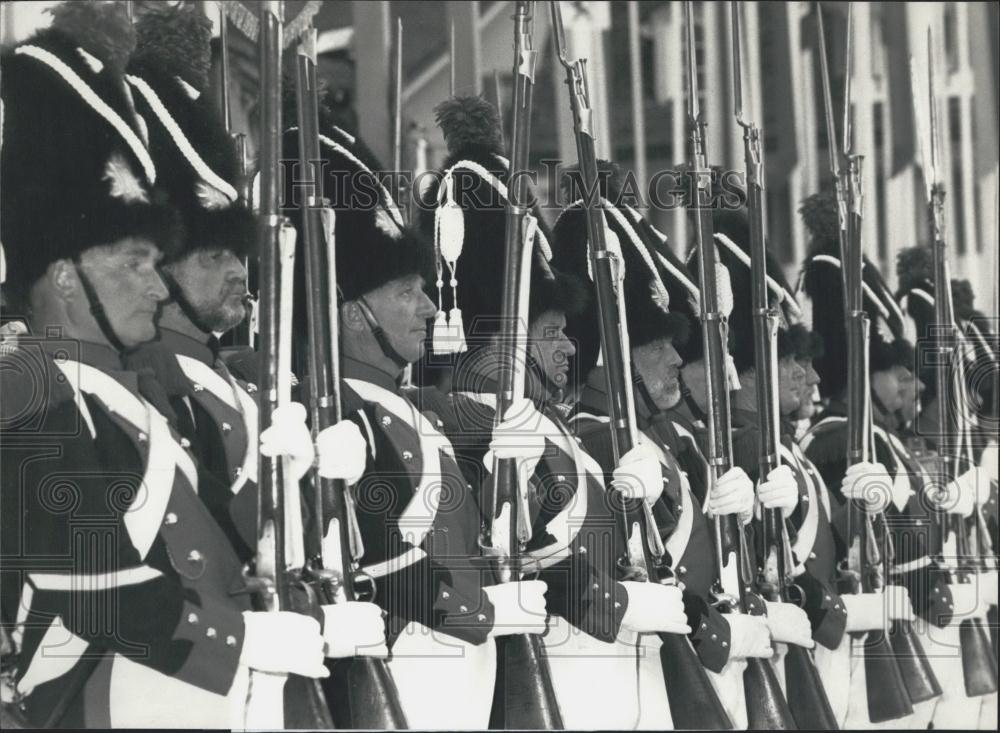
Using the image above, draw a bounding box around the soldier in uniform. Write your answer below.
[120,4,388,663]
[416,99,693,730]
[0,5,328,727]
[280,104,548,730]
[711,208,923,724]
[896,246,998,729]
[799,192,973,728]
[551,167,782,730]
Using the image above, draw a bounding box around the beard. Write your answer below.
[193,295,247,334]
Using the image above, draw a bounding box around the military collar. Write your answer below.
[666,399,705,434]
[729,407,758,429]
[343,355,402,394]
[158,327,220,367]
[42,339,140,397]
[577,367,660,429]
[451,346,552,407]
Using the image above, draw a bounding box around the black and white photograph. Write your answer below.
[0,1,997,729]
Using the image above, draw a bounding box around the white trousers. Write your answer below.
[387,621,497,730]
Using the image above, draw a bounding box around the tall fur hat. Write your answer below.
[281,120,434,313]
[551,161,692,378]
[801,195,913,398]
[711,208,804,373]
[126,3,255,262]
[417,95,586,356]
[1,3,181,304]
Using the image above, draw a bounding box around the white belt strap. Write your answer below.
[346,379,452,546]
[176,356,259,491]
[782,443,819,573]
[53,360,197,559]
[645,434,696,569]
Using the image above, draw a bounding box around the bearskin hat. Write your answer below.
[800,194,913,398]
[711,207,804,373]
[125,3,254,263]
[417,95,586,357]
[0,2,181,306]
[551,161,693,379]
[281,119,434,315]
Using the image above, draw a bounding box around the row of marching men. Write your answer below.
[0,3,996,729]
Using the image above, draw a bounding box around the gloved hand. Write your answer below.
[241,611,328,678]
[763,601,814,648]
[974,466,993,508]
[978,570,998,610]
[980,441,998,484]
[484,398,548,477]
[259,402,314,482]
[612,442,664,505]
[727,613,773,659]
[757,465,799,515]
[883,585,915,622]
[839,461,893,514]
[940,468,977,517]
[708,467,755,524]
[485,580,548,637]
[316,420,368,485]
[842,593,887,632]
[948,582,984,625]
[619,581,691,635]
[321,602,388,658]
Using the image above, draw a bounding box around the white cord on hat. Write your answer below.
[712,232,804,320]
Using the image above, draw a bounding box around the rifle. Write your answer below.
[551,3,731,728]
[291,25,410,728]
[681,4,794,728]
[816,4,914,722]
[249,4,333,728]
[218,1,256,349]
[730,4,837,728]
[483,5,563,728]
[914,32,998,697]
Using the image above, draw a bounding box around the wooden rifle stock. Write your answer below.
[683,4,792,728]
[485,4,563,728]
[730,5,837,727]
[291,27,408,729]
[548,3,730,728]
[252,4,333,728]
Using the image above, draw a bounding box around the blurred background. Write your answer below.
[3,1,998,320]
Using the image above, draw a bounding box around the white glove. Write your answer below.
[727,613,774,659]
[240,611,328,678]
[978,570,998,610]
[619,581,691,635]
[940,468,977,517]
[316,420,368,485]
[980,441,999,484]
[975,466,993,508]
[259,402,314,482]
[485,580,548,637]
[839,461,892,514]
[883,585,915,622]
[842,593,887,632]
[612,442,665,505]
[948,582,984,624]
[321,602,388,658]
[708,467,755,523]
[484,398,547,476]
[757,465,799,515]
[763,601,814,648]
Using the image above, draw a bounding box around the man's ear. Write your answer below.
[49,260,79,303]
[340,300,367,333]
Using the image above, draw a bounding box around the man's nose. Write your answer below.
[149,270,170,302]
[560,334,576,357]
[416,290,437,319]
